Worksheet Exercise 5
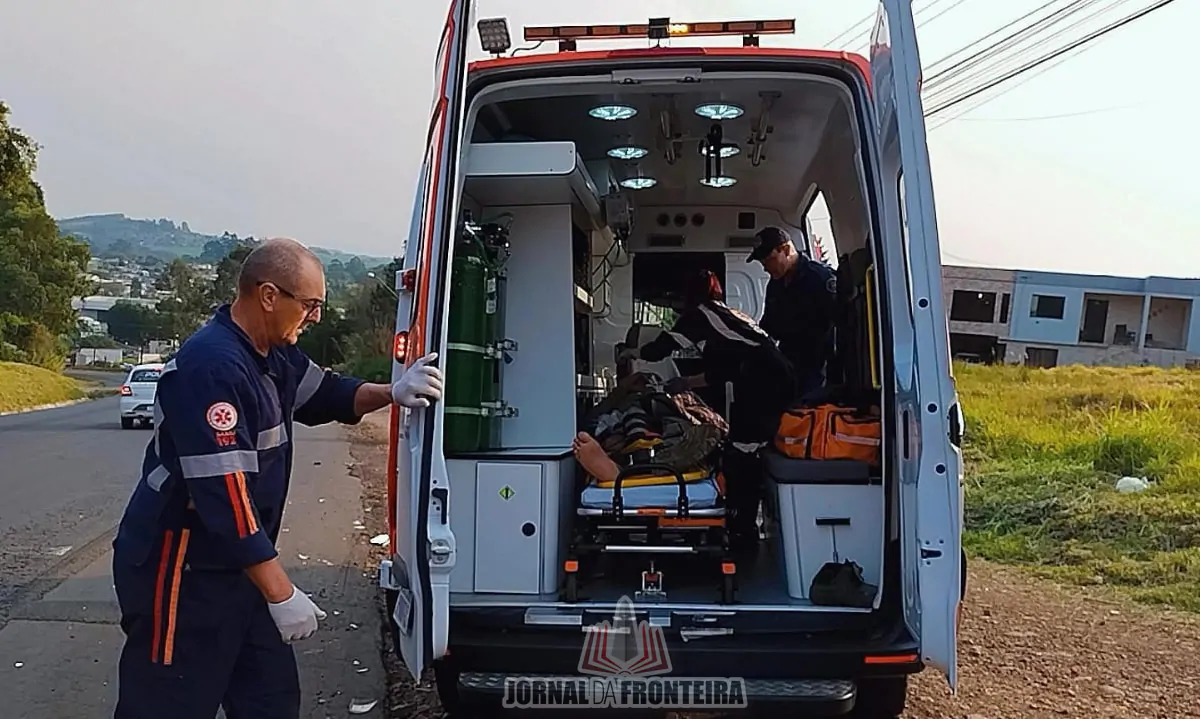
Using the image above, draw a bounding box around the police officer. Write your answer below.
[747,226,838,398]
[111,238,443,718]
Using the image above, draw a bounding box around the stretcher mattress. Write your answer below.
[579,470,722,510]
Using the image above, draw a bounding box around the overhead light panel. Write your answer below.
[589,104,638,121]
[620,177,657,190]
[700,143,740,158]
[476,18,512,55]
[608,146,649,160]
[695,103,744,121]
[700,176,737,188]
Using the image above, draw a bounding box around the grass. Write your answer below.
[957,362,1200,612]
[0,361,89,413]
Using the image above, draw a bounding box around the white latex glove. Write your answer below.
[267,586,327,643]
[392,352,443,408]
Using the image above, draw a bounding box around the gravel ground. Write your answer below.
[347,414,1200,719]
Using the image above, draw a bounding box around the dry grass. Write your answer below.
[957,362,1200,611]
[0,361,89,413]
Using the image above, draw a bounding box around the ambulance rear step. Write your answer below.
[458,672,857,714]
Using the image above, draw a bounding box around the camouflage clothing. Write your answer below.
[581,372,728,474]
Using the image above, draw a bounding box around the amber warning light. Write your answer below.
[523,18,796,44]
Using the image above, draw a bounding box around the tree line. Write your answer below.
[0,102,91,369]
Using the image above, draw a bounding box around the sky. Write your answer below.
[1,0,1197,277]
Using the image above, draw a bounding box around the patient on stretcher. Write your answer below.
[574,372,729,510]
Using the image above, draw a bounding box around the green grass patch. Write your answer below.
[958,362,1200,611]
[0,361,88,413]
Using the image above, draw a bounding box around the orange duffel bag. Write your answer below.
[822,407,882,465]
[774,407,818,459]
[774,404,882,466]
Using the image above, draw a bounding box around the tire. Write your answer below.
[850,676,908,718]
[121,417,135,429]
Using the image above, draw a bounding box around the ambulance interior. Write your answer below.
[441,69,891,616]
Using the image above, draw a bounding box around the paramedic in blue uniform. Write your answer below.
[618,270,795,549]
[110,238,443,719]
[747,225,838,398]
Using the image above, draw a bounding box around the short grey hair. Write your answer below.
[236,237,322,295]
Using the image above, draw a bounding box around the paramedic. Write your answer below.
[110,238,443,719]
[747,225,838,397]
[618,270,795,548]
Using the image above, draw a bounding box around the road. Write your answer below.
[0,397,388,718]
[0,396,149,611]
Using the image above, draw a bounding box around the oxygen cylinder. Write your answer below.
[444,234,494,453]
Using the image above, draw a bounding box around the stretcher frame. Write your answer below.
[563,462,737,605]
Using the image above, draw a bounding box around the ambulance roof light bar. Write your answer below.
[523,18,796,51]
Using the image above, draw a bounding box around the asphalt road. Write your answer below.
[0,396,150,612]
[0,397,386,717]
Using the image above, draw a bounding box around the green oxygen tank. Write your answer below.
[445,232,493,453]
[444,217,511,453]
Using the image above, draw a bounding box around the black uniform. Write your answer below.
[759,258,838,397]
[639,300,796,543]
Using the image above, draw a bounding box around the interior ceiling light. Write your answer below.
[700,143,740,158]
[695,103,744,121]
[589,104,637,121]
[620,177,657,190]
[608,146,649,160]
[699,176,737,188]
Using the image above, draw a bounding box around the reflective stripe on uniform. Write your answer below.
[256,423,287,450]
[698,304,761,346]
[294,361,324,411]
[147,464,171,491]
[179,450,259,478]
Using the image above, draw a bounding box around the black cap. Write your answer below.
[746,226,792,263]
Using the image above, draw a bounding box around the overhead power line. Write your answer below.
[924,0,1182,119]
[922,0,1134,110]
[922,0,1075,76]
[923,0,1100,91]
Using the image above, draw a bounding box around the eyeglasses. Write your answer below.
[259,281,324,319]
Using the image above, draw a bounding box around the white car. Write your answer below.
[119,363,163,429]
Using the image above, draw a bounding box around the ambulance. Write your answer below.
[382,1,964,715]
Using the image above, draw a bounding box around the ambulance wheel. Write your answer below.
[121,417,134,429]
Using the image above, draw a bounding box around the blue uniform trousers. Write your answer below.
[112,534,300,719]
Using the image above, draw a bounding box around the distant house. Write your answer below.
[72,295,160,325]
[74,348,123,366]
[943,266,1200,368]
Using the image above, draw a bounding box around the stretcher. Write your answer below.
[563,463,737,605]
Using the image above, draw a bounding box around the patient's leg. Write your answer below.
[573,432,620,484]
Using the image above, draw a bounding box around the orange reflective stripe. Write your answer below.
[225,473,248,537]
[234,472,258,534]
[150,530,174,663]
[162,528,190,666]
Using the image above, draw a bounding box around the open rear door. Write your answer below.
[384,0,476,682]
[870,0,963,691]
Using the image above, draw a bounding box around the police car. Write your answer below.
[118,363,163,429]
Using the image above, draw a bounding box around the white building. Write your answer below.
[942,266,1200,368]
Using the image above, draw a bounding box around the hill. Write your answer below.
[57,213,393,267]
